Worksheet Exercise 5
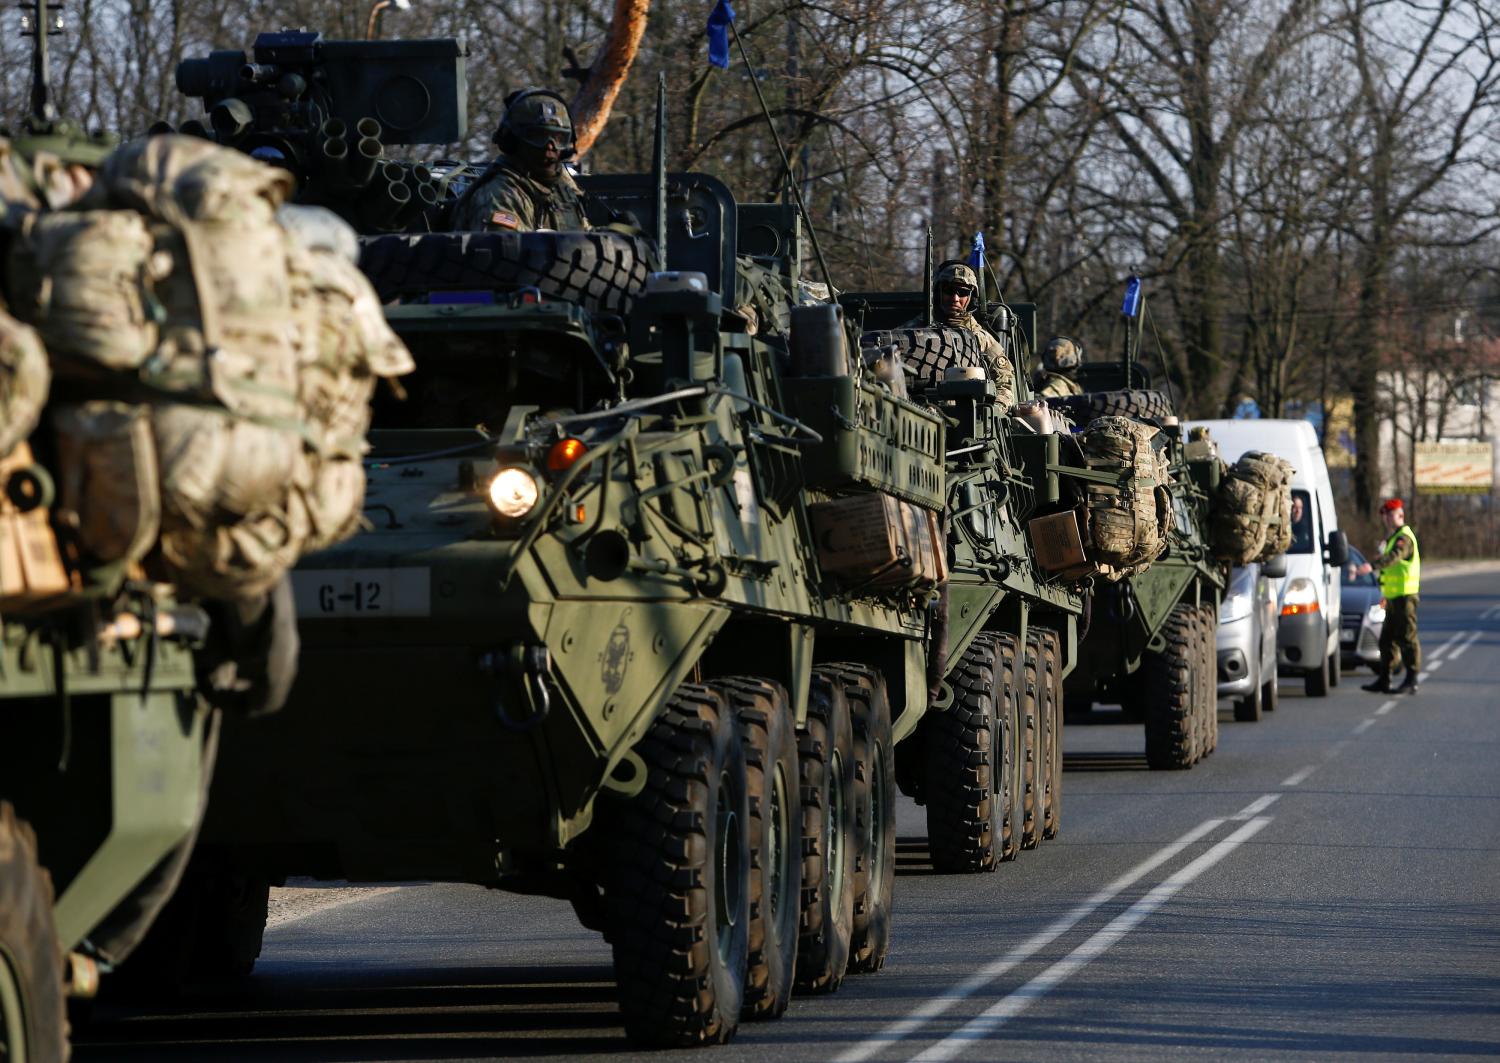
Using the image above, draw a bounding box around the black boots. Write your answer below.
[1362,674,1393,693]
[1396,669,1420,695]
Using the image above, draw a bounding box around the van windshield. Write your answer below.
[1288,489,1314,554]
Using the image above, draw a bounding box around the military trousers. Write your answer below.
[1378,594,1421,677]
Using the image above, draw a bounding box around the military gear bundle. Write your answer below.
[0,308,48,457]
[1210,450,1295,565]
[1,135,411,600]
[1078,416,1171,581]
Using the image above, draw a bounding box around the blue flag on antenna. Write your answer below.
[1122,275,1142,318]
[968,232,985,274]
[707,0,736,70]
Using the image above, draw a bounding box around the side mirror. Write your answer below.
[1262,553,1288,579]
[1325,529,1350,568]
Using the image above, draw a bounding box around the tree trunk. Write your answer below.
[570,0,651,159]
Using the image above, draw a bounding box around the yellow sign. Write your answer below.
[1414,440,1493,494]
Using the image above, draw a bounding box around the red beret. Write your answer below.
[1380,498,1404,513]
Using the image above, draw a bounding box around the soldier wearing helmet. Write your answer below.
[1033,336,1083,399]
[905,261,1014,407]
[450,88,591,233]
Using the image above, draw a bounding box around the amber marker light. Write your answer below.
[546,437,588,473]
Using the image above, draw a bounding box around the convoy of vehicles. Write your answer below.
[1,24,1330,1058]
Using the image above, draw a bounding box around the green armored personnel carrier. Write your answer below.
[1047,281,1228,769]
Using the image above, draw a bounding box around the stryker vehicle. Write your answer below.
[142,31,1148,1049]
[1048,282,1228,769]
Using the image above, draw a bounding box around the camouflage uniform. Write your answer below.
[450,158,589,232]
[449,88,591,233]
[905,262,1014,407]
[1032,336,1083,399]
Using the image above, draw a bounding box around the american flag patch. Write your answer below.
[489,210,520,229]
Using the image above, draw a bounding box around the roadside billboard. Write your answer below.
[1414,439,1493,494]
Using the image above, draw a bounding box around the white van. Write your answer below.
[1186,419,1350,697]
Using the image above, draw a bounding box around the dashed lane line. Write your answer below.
[1447,630,1484,661]
[1281,766,1318,787]
[833,817,1228,1063]
[1353,718,1376,735]
[1375,700,1398,716]
[1232,793,1280,819]
[1430,631,1466,661]
[908,818,1275,1063]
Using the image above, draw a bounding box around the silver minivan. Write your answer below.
[1217,558,1284,721]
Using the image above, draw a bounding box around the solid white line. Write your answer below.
[1281,766,1318,787]
[1375,701,1398,716]
[1430,631,1466,661]
[1232,793,1281,819]
[1447,630,1484,661]
[910,818,1274,1063]
[1353,718,1376,735]
[832,817,1228,1063]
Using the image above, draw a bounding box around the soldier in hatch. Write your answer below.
[1033,336,1083,398]
[450,88,591,233]
[909,261,1014,407]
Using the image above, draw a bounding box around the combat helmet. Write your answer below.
[935,261,979,295]
[1042,336,1082,373]
[495,88,575,157]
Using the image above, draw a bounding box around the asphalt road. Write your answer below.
[76,564,1500,1062]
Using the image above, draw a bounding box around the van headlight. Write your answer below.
[488,466,540,519]
[1367,601,1386,625]
[1219,591,1253,623]
[1280,577,1320,616]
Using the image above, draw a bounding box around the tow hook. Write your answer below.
[480,644,553,732]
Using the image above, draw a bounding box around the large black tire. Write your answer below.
[1142,606,1197,770]
[826,665,895,974]
[1305,637,1332,697]
[0,803,67,1063]
[1035,629,1064,841]
[718,678,801,1021]
[1019,636,1045,849]
[1197,605,1220,756]
[106,856,270,999]
[794,670,856,994]
[358,230,653,318]
[994,636,1025,861]
[605,684,750,1046]
[1048,388,1175,423]
[860,327,988,389]
[924,635,1015,872]
[1233,672,1264,722]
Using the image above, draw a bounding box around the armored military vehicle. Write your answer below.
[1046,281,1228,769]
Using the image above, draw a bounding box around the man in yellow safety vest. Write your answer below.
[1358,498,1421,695]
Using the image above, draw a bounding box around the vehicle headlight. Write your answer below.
[1367,601,1386,625]
[488,466,540,519]
[1219,591,1253,623]
[1281,577,1320,616]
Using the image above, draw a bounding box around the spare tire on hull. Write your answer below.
[358,230,654,318]
[860,327,988,389]
[1048,388,1174,423]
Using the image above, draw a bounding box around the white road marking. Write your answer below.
[1447,630,1484,661]
[909,818,1274,1062]
[1426,659,1445,672]
[1375,701,1398,716]
[833,817,1228,1063]
[1232,793,1280,819]
[1430,631,1466,661]
[1281,766,1318,787]
[1353,718,1376,735]
[1481,605,1500,621]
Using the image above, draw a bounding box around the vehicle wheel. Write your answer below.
[1047,388,1174,423]
[1019,635,1045,849]
[605,684,750,1046]
[0,802,67,1063]
[1262,669,1280,713]
[824,665,895,974]
[106,857,270,999]
[794,670,856,994]
[358,230,654,317]
[1304,640,1331,697]
[859,327,988,389]
[1036,629,1064,841]
[923,634,1011,872]
[1142,606,1196,769]
[1234,666,1264,722]
[718,678,801,1020]
[1197,605,1220,756]
[1178,610,1204,765]
[993,636,1025,861]
[1328,646,1342,688]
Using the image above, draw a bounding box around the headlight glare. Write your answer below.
[488,466,540,519]
[1281,577,1320,615]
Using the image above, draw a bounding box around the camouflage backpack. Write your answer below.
[1079,416,1171,581]
[0,309,49,460]
[1212,450,1295,565]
